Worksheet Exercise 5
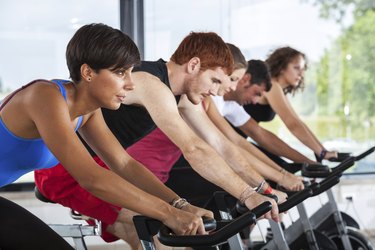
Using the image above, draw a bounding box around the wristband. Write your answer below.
[170,197,190,209]
[255,180,266,193]
[169,197,180,206]
[239,185,256,204]
[263,185,273,195]
[318,149,328,162]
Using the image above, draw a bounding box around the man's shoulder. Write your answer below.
[133,59,166,74]
[226,100,243,112]
[133,59,168,85]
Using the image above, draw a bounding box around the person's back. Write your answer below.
[0,79,82,187]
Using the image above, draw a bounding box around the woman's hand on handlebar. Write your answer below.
[278,172,305,191]
[324,151,338,160]
[181,203,214,224]
[244,192,280,222]
[163,207,207,236]
[271,189,288,204]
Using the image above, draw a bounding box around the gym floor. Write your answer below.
[1,176,374,249]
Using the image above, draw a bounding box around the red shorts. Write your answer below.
[34,128,182,243]
[34,157,121,242]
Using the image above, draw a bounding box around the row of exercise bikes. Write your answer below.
[35,146,375,250]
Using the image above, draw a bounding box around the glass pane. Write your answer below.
[144,0,375,173]
[0,0,119,93]
[0,0,119,185]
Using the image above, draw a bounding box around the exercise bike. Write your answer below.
[249,147,374,250]
[133,201,272,249]
[214,158,349,250]
[306,146,375,250]
[34,187,101,250]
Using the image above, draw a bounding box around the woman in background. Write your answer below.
[243,46,337,162]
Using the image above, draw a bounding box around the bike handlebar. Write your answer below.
[157,201,272,247]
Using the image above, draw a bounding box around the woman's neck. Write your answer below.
[273,77,288,89]
[67,82,99,118]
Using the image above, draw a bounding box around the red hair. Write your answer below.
[171,32,234,75]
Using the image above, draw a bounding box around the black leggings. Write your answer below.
[0,196,73,250]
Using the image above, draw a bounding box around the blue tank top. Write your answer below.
[0,79,83,187]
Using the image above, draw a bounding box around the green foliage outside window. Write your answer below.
[290,0,375,141]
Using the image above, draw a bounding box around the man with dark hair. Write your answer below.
[212,60,314,165]
[178,59,304,194]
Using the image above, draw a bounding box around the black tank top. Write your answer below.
[243,103,276,123]
[227,103,276,139]
[101,59,180,148]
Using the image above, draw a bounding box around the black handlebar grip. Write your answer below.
[332,157,355,175]
[155,217,216,234]
[354,146,375,161]
[313,175,340,196]
[263,193,278,203]
[235,196,275,217]
[157,205,264,247]
[278,188,313,213]
[250,200,274,218]
[301,163,331,178]
[328,152,352,162]
[202,216,217,231]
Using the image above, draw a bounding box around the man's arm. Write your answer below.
[27,84,204,234]
[80,109,213,221]
[79,109,178,203]
[178,96,265,187]
[264,84,327,157]
[239,118,315,163]
[204,97,304,191]
[205,97,287,169]
[126,72,279,218]
[178,95,289,199]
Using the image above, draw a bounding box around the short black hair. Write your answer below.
[247,60,271,91]
[66,23,140,83]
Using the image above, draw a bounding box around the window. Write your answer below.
[144,0,375,173]
[0,0,119,186]
[0,0,119,94]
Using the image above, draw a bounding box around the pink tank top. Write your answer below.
[126,127,182,183]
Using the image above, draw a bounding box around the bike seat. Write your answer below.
[34,186,56,203]
[34,186,90,221]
